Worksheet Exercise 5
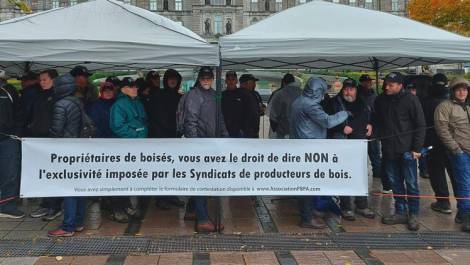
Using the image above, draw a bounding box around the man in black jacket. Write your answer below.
[239,74,261,138]
[326,79,376,221]
[0,77,24,219]
[423,73,456,215]
[222,71,244,137]
[374,72,426,231]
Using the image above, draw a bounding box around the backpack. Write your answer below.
[175,93,187,136]
[71,100,97,138]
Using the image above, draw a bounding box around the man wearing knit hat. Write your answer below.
[435,77,470,232]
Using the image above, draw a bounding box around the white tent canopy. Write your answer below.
[0,0,219,76]
[220,0,470,70]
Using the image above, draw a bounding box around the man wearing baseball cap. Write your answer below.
[435,77,470,232]
[182,66,228,232]
[70,65,98,107]
[374,72,426,231]
[239,74,263,138]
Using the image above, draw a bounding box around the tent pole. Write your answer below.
[373,57,380,94]
[215,44,223,234]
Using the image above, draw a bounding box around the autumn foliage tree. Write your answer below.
[408,0,470,36]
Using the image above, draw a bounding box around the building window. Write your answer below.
[214,15,223,34]
[297,0,306,5]
[391,0,400,11]
[250,0,258,11]
[70,0,78,6]
[52,0,60,8]
[149,0,157,10]
[275,0,282,11]
[211,0,225,4]
[175,0,182,11]
[364,0,373,9]
[349,0,356,6]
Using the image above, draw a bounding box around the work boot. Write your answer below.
[381,214,408,225]
[341,210,356,221]
[431,201,452,215]
[407,214,420,231]
[356,208,376,219]
[461,215,470,232]
[300,217,327,229]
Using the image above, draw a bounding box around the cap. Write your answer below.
[120,77,136,88]
[406,82,417,90]
[0,70,9,80]
[198,66,214,79]
[342,78,357,88]
[359,74,373,82]
[384,72,404,85]
[100,82,115,92]
[449,77,470,90]
[20,71,39,81]
[70,66,92,77]
[432,73,448,87]
[146,70,160,80]
[239,74,259,83]
[225,71,237,78]
[105,76,121,87]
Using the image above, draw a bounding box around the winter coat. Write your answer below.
[289,78,349,139]
[422,84,449,148]
[27,88,55,137]
[110,93,148,138]
[21,84,41,134]
[434,98,470,155]
[49,74,82,138]
[222,88,259,138]
[183,86,228,138]
[0,84,22,139]
[373,90,426,159]
[147,69,182,138]
[87,98,116,138]
[358,86,377,112]
[269,83,302,137]
[326,94,371,139]
[75,82,98,108]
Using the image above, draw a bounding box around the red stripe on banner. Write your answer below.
[0,196,18,204]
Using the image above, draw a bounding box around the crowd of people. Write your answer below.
[0,65,469,236]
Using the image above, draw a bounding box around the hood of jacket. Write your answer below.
[302,77,328,103]
[53,74,76,100]
[163,69,182,91]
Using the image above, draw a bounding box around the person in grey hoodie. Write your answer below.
[289,77,349,229]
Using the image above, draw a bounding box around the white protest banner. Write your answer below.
[20,138,367,197]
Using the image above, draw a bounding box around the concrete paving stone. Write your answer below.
[157,253,192,265]
[323,251,365,265]
[243,251,280,265]
[3,230,47,240]
[404,250,450,264]
[371,250,450,265]
[370,250,415,264]
[1,257,38,265]
[123,255,159,265]
[69,256,108,265]
[291,251,331,265]
[210,252,245,265]
[33,256,74,265]
[14,221,47,231]
[437,249,470,265]
[0,222,20,231]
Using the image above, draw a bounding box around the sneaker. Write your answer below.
[382,189,393,194]
[0,209,25,219]
[356,208,376,219]
[42,210,63,221]
[382,214,408,225]
[75,226,85,232]
[341,210,356,221]
[48,229,74,237]
[30,207,49,218]
[431,202,452,215]
[407,215,420,231]
[462,215,470,232]
[196,221,221,233]
[300,217,327,229]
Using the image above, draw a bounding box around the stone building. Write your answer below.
[1,0,409,41]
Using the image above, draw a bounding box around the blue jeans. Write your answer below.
[369,140,390,190]
[0,138,21,213]
[193,197,209,224]
[62,197,86,232]
[450,152,470,215]
[385,158,419,215]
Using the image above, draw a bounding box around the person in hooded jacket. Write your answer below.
[325,78,375,221]
[29,69,65,222]
[374,72,426,232]
[87,82,116,138]
[20,71,41,136]
[147,69,185,210]
[422,74,456,215]
[289,77,349,229]
[48,74,85,237]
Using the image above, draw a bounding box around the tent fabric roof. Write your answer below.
[0,0,219,76]
[219,0,470,70]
